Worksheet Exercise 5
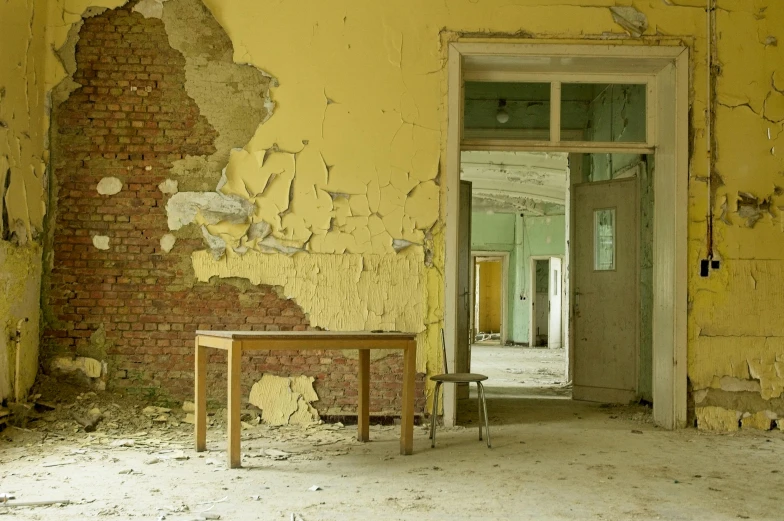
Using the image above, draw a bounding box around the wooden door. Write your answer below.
[572,177,639,402]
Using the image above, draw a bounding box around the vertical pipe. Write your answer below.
[14,317,29,403]
[706,0,716,258]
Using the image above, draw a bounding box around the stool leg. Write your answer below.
[476,382,483,441]
[478,382,491,448]
[430,381,441,448]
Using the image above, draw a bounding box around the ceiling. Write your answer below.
[460,150,568,215]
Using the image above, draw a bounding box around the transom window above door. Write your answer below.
[462,80,651,152]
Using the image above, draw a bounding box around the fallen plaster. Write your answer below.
[50,356,103,379]
[248,375,319,426]
[96,177,123,196]
[92,235,110,250]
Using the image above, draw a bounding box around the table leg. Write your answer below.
[358,349,370,442]
[400,339,416,455]
[227,340,242,468]
[195,337,207,452]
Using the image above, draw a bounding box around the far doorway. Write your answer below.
[472,254,508,345]
[530,256,564,349]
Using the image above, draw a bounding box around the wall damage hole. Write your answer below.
[737,192,772,228]
[609,6,648,37]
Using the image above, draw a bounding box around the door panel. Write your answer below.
[573,177,638,403]
[548,257,563,349]
[456,181,472,378]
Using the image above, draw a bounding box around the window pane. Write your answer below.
[561,84,646,143]
[594,208,616,271]
[464,82,550,140]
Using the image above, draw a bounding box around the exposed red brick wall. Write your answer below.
[44,4,426,417]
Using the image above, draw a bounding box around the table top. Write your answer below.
[196,330,417,340]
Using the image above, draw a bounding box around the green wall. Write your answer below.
[471,212,566,344]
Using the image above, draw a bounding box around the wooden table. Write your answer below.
[194,330,418,468]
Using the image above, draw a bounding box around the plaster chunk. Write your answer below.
[92,235,110,250]
[160,233,176,253]
[741,411,774,430]
[51,356,102,379]
[158,179,179,195]
[166,192,255,230]
[693,388,708,404]
[696,406,740,432]
[133,0,168,19]
[609,7,648,37]
[96,177,123,195]
[248,375,319,426]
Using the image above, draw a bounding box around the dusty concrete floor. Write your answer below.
[469,345,570,399]
[2,368,784,521]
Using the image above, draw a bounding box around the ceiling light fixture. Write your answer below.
[496,99,510,124]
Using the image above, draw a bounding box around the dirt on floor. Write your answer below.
[1,377,783,521]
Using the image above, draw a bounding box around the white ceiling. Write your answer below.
[460,150,568,215]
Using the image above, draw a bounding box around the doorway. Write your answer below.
[444,43,688,429]
[530,256,563,349]
[472,254,507,345]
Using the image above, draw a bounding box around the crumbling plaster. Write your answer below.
[35,0,784,421]
[0,0,49,402]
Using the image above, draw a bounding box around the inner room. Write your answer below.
[462,149,570,400]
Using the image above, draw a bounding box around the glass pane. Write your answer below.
[561,84,646,143]
[464,82,550,140]
[594,208,616,271]
[570,153,647,183]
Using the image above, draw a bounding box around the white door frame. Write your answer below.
[471,251,510,346]
[444,42,688,429]
[529,255,562,348]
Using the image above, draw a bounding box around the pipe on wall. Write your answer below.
[14,317,29,403]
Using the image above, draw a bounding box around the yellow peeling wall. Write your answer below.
[38,0,784,423]
[0,0,48,402]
